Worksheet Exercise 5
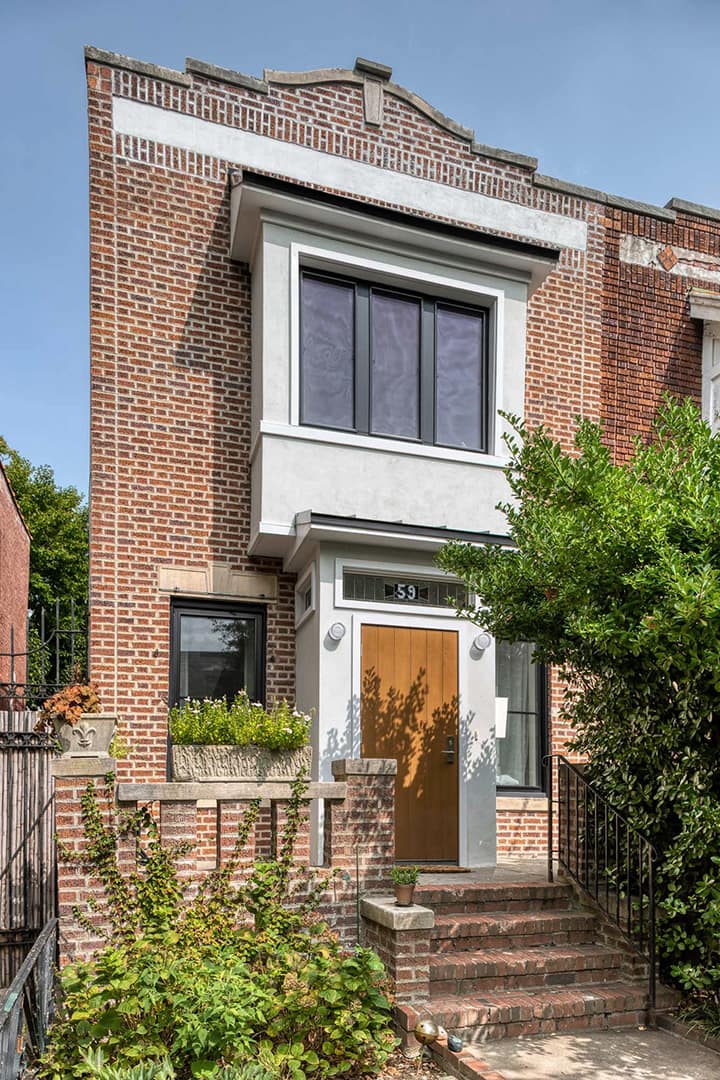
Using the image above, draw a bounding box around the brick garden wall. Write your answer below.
[53,757,395,966]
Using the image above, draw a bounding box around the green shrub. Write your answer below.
[168,692,310,749]
[41,775,395,1080]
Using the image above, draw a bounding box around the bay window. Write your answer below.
[300,270,490,452]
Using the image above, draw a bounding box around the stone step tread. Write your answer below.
[402,981,651,1029]
[415,881,573,903]
[431,909,598,937]
[429,942,626,979]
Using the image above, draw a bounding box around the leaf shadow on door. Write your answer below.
[361,666,459,797]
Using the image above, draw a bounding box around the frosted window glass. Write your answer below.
[371,293,420,439]
[436,306,484,449]
[301,277,354,428]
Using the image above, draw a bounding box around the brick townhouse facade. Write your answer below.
[85,46,720,866]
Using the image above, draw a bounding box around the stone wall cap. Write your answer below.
[354,57,392,81]
[52,756,117,778]
[332,758,397,778]
[185,57,268,94]
[361,896,434,930]
[666,196,720,224]
[84,46,191,87]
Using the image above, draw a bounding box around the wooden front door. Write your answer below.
[361,625,459,863]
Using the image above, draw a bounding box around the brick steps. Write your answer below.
[414,881,573,914]
[400,981,651,1043]
[429,941,626,995]
[430,908,598,951]
[389,877,677,1057]
[416,876,574,911]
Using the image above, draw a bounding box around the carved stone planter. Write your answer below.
[54,714,117,757]
[170,743,312,782]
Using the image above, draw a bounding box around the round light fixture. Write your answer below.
[328,621,347,642]
[473,631,492,652]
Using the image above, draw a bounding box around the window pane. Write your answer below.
[178,614,257,704]
[435,306,485,450]
[301,276,355,429]
[495,641,540,788]
[370,292,420,439]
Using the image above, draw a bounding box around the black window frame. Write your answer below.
[495,652,549,796]
[169,599,267,709]
[299,268,492,453]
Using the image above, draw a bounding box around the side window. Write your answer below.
[300,270,489,452]
[495,640,546,791]
[169,601,266,707]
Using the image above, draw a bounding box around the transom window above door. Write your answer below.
[300,270,490,452]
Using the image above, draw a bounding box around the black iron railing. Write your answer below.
[0,917,57,1080]
[547,754,657,1010]
[0,599,87,717]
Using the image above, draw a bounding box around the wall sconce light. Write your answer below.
[472,631,492,652]
[327,621,347,642]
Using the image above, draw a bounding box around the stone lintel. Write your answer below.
[361,896,434,930]
[117,780,347,802]
[52,756,117,778]
[332,758,397,778]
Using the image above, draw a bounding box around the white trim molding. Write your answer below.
[689,288,720,432]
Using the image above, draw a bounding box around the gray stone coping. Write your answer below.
[52,756,117,778]
[331,758,397,778]
[117,780,347,802]
[84,46,191,86]
[361,896,434,931]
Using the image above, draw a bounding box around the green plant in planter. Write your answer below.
[390,865,419,885]
[168,692,310,749]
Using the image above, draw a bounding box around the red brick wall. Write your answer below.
[0,464,29,688]
[601,207,713,461]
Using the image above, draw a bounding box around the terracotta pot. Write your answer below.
[394,883,416,907]
[170,743,312,782]
[54,714,117,757]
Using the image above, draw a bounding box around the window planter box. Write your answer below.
[54,714,117,757]
[170,743,312,782]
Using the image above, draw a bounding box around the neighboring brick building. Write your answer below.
[85,46,720,864]
[0,461,30,692]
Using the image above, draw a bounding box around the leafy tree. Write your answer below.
[0,436,88,608]
[438,397,720,1005]
[0,437,88,685]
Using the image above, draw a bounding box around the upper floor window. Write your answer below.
[300,270,490,452]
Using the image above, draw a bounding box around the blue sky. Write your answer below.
[2,0,719,496]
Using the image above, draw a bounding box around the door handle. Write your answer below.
[442,735,455,764]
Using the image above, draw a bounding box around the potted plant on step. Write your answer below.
[39,682,116,756]
[168,691,312,782]
[391,864,420,906]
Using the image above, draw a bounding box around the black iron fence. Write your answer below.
[548,754,657,1010]
[0,731,56,989]
[0,918,57,1080]
[0,600,87,717]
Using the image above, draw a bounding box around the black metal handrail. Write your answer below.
[0,917,57,1080]
[546,754,657,1011]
